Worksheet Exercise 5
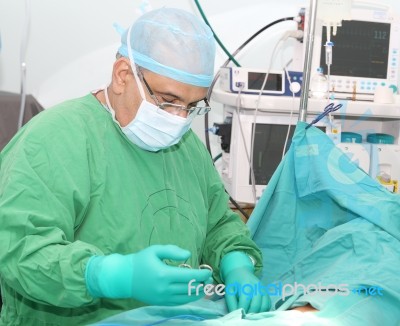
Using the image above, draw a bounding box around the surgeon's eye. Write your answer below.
[159,95,177,104]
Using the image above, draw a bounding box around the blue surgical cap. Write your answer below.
[118,7,216,87]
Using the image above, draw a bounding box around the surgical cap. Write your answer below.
[118,7,216,87]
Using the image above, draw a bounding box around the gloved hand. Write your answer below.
[220,251,271,313]
[85,245,212,306]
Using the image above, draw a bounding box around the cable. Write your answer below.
[205,16,297,153]
[235,86,257,203]
[193,0,241,67]
[204,108,212,156]
[228,195,250,220]
[221,17,295,69]
[195,7,297,208]
[282,67,296,158]
[244,30,303,201]
[212,153,222,163]
[207,17,295,100]
[17,0,31,130]
[248,34,287,200]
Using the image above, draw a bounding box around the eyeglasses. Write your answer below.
[138,69,211,116]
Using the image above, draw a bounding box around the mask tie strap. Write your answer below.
[126,24,146,101]
[104,86,122,126]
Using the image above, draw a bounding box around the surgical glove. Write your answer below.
[85,245,212,306]
[220,251,271,313]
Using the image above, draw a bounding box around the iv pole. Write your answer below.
[298,0,318,122]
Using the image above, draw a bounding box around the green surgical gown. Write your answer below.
[0,94,262,325]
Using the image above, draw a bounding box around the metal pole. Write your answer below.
[299,0,318,122]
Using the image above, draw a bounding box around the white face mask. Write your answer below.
[104,88,193,152]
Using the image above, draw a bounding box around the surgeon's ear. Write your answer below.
[110,57,132,94]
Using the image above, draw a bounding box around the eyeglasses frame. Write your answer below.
[137,68,211,116]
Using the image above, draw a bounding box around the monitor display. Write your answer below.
[251,124,326,185]
[251,124,295,185]
[247,72,283,91]
[320,20,391,79]
[307,8,400,98]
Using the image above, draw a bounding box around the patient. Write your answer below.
[291,304,317,312]
[247,122,400,325]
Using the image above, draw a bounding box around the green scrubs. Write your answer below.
[0,94,262,325]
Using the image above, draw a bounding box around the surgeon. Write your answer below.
[0,7,270,326]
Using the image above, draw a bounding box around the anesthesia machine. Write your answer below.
[211,0,400,204]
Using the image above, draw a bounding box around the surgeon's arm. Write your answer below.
[202,181,263,283]
[201,168,269,312]
[0,114,100,308]
[204,207,263,282]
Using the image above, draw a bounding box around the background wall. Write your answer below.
[0,0,305,93]
[1,0,400,158]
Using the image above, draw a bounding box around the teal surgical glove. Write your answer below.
[220,251,271,313]
[85,245,212,306]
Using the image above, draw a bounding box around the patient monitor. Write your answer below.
[309,2,400,100]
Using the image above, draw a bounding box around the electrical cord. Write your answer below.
[204,15,297,153]
[241,30,304,202]
[17,0,31,130]
[228,195,250,220]
[236,85,257,203]
[213,153,222,163]
[204,109,212,156]
[246,35,285,204]
[207,16,295,100]
[282,67,296,158]
[193,0,241,67]
[194,0,297,212]
[235,86,257,204]
[221,17,295,69]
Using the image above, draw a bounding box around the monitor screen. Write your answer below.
[320,20,391,79]
[251,124,326,185]
[247,72,283,91]
[251,124,295,185]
